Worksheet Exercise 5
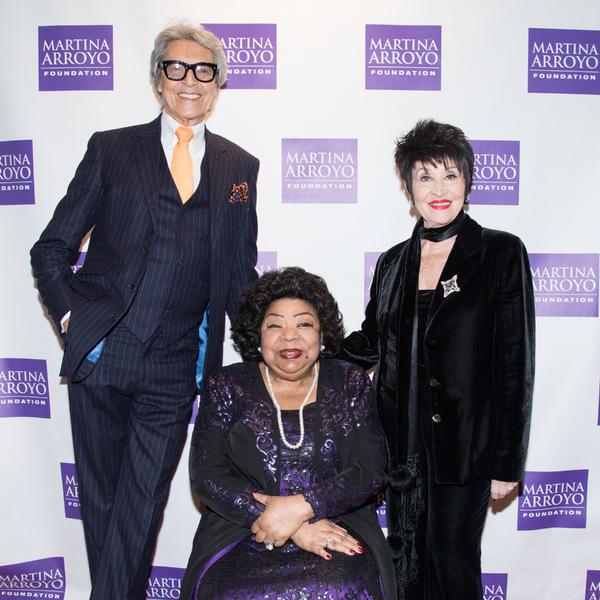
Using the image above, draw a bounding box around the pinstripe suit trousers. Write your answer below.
[68,322,199,600]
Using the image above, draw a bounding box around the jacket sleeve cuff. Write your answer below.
[302,489,327,523]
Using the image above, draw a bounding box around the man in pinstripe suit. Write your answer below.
[31,22,258,600]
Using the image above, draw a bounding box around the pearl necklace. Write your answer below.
[264,363,319,450]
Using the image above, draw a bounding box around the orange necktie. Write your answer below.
[171,126,194,203]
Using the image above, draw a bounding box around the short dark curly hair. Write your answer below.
[231,267,345,361]
[394,119,474,198]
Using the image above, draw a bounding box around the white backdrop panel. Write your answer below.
[1,0,599,598]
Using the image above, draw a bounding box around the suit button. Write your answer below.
[143,247,149,253]
[111,313,118,321]
[429,378,439,387]
[432,414,442,423]
[175,259,182,266]
[129,283,136,291]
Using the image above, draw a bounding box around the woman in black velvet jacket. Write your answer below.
[341,120,535,599]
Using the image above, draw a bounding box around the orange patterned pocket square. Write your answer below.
[228,182,249,203]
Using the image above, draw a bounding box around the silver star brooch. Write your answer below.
[440,274,460,298]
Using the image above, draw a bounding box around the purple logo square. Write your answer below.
[255,251,278,276]
[0,140,35,205]
[366,25,442,91]
[39,25,113,91]
[146,566,185,599]
[530,254,599,317]
[528,28,600,96]
[482,573,508,600]
[0,358,50,419]
[282,139,358,204]
[586,571,600,600]
[60,463,81,520]
[0,557,66,598]
[518,470,588,530]
[364,252,382,311]
[204,24,276,89]
[470,141,520,205]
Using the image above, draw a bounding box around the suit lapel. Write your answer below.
[427,215,482,327]
[205,129,231,229]
[135,116,169,231]
[205,129,246,259]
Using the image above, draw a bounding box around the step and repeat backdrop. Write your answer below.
[1,0,600,598]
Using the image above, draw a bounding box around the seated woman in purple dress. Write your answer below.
[179,267,396,600]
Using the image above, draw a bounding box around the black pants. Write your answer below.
[68,323,199,600]
[402,447,491,600]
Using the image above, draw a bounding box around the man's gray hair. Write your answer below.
[150,21,227,93]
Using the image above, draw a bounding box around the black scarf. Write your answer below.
[417,209,466,242]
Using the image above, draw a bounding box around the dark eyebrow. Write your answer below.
[264,312,315,319]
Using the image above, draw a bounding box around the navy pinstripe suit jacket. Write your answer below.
[31,115,259,387]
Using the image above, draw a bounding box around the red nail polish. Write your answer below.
[326,554,332,560]
[349,550,356,555]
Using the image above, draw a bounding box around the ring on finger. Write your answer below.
[325,536,333,549]
[264,537,274,551]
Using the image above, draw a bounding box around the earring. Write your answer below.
[409,196,415,207]
[257,346,262,352]
[465,193,470,204]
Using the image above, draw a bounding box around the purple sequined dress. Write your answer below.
[195,403,384,600]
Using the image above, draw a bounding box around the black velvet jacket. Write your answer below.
[341,214,535,484]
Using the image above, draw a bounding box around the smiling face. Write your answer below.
[260,298,322,383]
[156,39,219,127]
[411,160,467,229]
